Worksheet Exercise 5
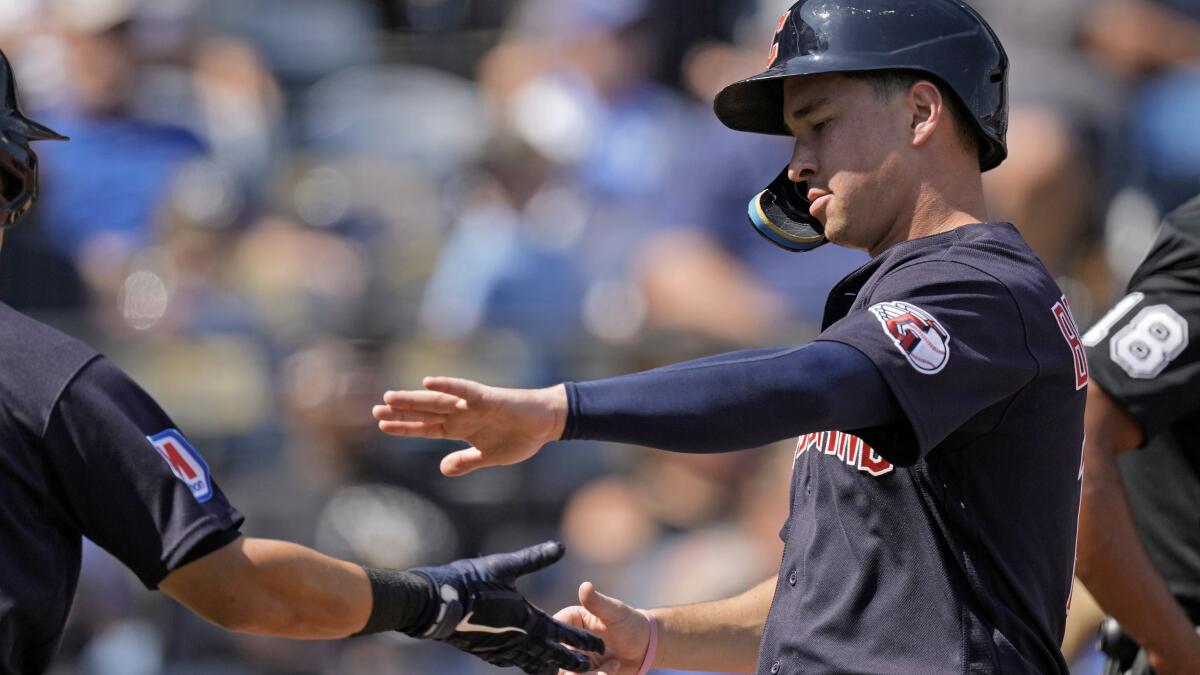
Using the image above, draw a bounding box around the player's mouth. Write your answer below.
[807,188,832,222]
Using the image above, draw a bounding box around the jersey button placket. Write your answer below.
[770,661,782,674]
[788,569,797,586]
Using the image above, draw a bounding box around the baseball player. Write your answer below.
[0,50,602,675]
[1076,194,1200,675]
[375,1,1089,673]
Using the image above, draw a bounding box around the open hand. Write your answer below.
[553,583,653,675]
[373,377,568,476]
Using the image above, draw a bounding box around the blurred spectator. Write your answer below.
[419,0,696,373]
[636,27,867,343]
[1083,0,1200,212]
[33,0,206,306]
[967,0,1121,325]
[174,36,284,193]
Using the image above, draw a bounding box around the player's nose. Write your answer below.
[788,140,817,183]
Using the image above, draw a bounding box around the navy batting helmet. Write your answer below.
[0,49,67,229]
[714,0,1008,252]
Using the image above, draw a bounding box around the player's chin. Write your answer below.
[821,218,849,245]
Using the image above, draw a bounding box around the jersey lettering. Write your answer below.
[148,429,214,503]
[868,301,951,374]
[796,431,894,477]
[1052,295,1089,390]
[1109,304,1189,379]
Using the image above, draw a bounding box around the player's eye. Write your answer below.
[812,119,831,134]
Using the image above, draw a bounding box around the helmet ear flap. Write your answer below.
[747,168,826,252]
[0,47,67,228]
[0,136,41,228]
[0,121,62,228]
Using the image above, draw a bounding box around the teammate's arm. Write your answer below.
[374,341,901,476]
[552,576,776,674]
[1076,381,1200,674]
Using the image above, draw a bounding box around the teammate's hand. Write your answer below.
[552,582,653,675]
[373,377,567,477]
[408,541,604,674]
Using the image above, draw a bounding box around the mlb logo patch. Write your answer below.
[148,429,213,503]
[869,301,951,374]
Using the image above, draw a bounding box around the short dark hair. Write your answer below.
[845,70,980,162]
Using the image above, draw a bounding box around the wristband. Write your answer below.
[353,567,435,636]
[635,609,658,675]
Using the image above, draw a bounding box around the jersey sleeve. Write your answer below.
[814,260,1038,463]
[41,357,244,588]
[1083,289,1200,437]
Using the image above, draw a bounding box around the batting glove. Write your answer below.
[408,541,603,674]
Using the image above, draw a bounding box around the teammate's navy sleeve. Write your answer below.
[1083,217,1200,437]
[564,341,901,452]
[815,260,1038,464]
[41,357,244,588]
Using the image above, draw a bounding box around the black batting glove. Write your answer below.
[407,541,603,674]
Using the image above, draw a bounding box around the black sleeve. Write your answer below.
[42,357,244,588]
[1083,220,1200,437]
[563,341,902,453]
[814,261,1038,463]
[1084,290,1200,436]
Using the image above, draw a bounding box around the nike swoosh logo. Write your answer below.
[456,612,529,636]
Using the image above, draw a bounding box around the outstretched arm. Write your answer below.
[160,536,373,638]
[161,537,603,673]
[374,341,900,476]
[1075,382,1200,675]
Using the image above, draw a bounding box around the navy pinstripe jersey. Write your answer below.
[757,222,1087,674]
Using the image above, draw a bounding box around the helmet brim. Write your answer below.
[7,113,68,142]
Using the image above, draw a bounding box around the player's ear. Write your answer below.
[907,80,943,149]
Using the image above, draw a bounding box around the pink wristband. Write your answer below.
[635,610,658,675]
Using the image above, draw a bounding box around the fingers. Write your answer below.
[494,540,566,579]
[529,640,594,673]
[440,447,489,476]
[422,376,489,402]
[579,583,633,625]
[377,420,446,438]
[593,659,621,675]
[371,407,445,424]
[374,390,458,438]
[380,389,463,414]
[566,659,621,675]
[552,605,589,627]
[536,612,605,654]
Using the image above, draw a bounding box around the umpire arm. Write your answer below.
[1076,382,1200,674]
[160,537,604,672]
[160,536,373,638]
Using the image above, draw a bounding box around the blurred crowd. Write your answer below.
[0,0,1196,673]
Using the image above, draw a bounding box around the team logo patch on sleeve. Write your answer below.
[869,301,951,374]
[147,429,214,503]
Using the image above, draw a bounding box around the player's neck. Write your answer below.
[869,172,987,257]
